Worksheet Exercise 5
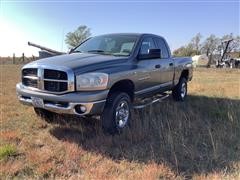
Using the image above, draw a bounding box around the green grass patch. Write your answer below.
[0,144,17,160]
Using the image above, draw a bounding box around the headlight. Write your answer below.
[76,72,109,91]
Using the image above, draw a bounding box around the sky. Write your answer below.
[0,0,239,57]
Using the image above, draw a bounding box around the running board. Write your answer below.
[133,93,169,109]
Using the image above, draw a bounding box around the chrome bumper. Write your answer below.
[16,83,107,116]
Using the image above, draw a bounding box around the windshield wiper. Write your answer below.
[87,50,114,56]
[112,53,129,57]
[87,50,105,53]
[71,50,82,53]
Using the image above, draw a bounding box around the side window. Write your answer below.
[154,38,169,58]
[140,37,156,55]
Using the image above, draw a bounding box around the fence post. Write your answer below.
[13,53,15,64]
[22,53,25,63]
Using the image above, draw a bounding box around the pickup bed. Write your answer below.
[16,33,193,134]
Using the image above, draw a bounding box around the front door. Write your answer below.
[136,37,162,91]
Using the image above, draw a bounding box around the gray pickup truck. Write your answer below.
[16,33,193,134]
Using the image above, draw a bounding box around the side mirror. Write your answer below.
[138,48,161,60]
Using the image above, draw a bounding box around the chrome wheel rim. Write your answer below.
[115,100,129,128]
[181,83,186,98]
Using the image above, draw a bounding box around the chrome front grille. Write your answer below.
[22,68,38,77]
[44,69,68,80]
[22,66,74,94]
[22,68,38,88]
[44,81,68,92]
[22,78,38,88]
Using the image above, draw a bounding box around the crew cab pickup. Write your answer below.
[16,33,193,134]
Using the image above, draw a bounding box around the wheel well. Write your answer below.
[108,80,135,101]
[181,70,189,80]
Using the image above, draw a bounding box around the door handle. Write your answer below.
[155,64,161,68]
[169,63,173,66]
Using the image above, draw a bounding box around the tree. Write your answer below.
[201,34,220,66]
[173,46,187,57]
[173,33,202,57]
[173,45,197,57]
[190,33,202,55]
[65,25,91,49]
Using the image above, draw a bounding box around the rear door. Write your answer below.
[154,37,174,86]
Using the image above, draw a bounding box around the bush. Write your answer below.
[0,144,17,160]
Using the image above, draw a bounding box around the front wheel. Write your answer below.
[172,77,188,101]
[101,92,132,135]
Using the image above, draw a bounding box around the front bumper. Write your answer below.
[16,83,108,116]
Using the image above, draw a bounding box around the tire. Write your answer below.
[34,108,54,121]
[172,77,187,101]
[101,92,132,135]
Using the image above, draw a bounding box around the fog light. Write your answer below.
[80,105,87,112]
[75,105,87,114]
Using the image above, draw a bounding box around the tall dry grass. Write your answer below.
[0,65,240,179]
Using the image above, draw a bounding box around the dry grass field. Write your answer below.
[0,64,240,179]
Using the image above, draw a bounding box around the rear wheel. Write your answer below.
[101,92,132,135]
[172,77,187,101]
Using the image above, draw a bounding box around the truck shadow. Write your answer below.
[49,95,240,177]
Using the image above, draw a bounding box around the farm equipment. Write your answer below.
[28,42,65,59]
[216,39,240,68]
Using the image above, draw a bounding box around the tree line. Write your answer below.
[173,33,240,65]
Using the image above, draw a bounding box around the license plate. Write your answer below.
[31,97,44,108]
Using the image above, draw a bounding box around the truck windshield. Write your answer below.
[73,34,138,57]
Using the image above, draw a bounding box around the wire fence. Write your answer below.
[0,53,38,65]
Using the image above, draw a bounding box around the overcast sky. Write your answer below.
[0,0,239,57]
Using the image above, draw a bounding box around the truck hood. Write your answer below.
[27,53,129,73]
